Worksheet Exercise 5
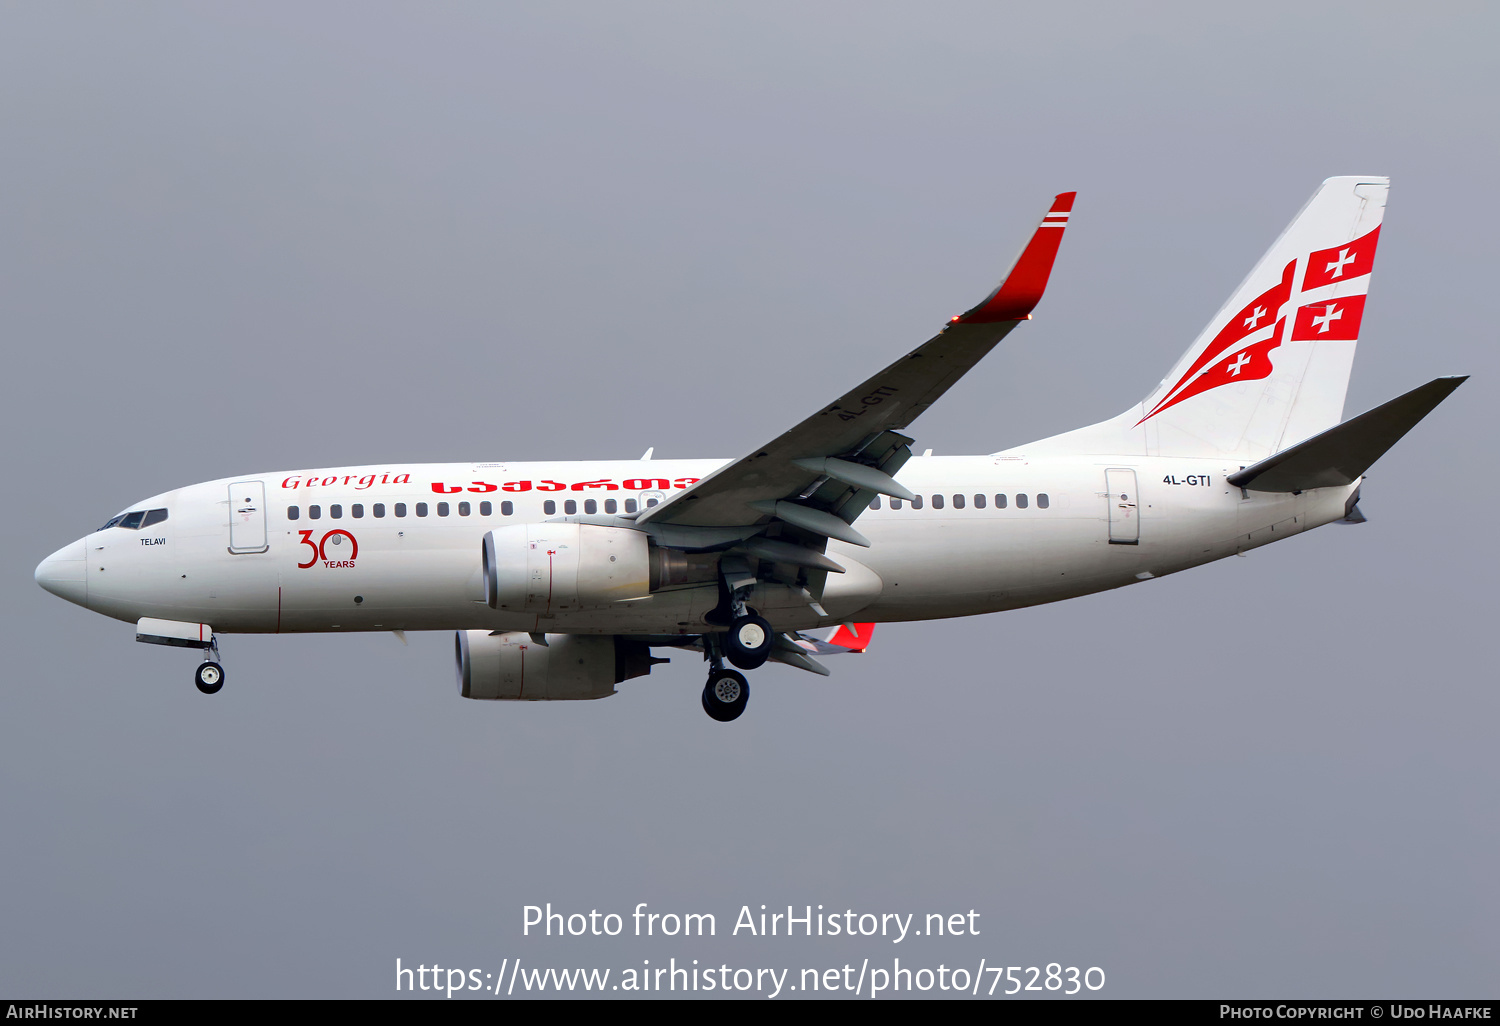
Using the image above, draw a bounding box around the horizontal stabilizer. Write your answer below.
[1227,376,1466,492]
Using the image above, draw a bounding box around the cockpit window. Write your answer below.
[99,508,169,531]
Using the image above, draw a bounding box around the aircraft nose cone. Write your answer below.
[35,539,87,607]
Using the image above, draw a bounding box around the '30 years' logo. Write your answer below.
[297,529,358,569]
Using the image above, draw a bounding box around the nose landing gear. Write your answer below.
[195,660,225,694]
[195,637,225,695]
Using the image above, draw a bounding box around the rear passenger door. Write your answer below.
[1105,469,1139,545]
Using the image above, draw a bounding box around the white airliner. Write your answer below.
[35,177,1464,721]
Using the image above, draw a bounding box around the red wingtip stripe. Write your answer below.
[957,192,1076,324]
[829,622,875,652]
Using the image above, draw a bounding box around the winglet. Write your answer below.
[828,622,875,652]
[956,192,1076,324]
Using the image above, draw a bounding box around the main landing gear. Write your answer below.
[723,612,773,670]
[195,637,225,695]
[700,558,774,720]
[700,633,750,722]
[702,666,749,722]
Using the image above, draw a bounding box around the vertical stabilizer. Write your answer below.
[1018,177,1388,460]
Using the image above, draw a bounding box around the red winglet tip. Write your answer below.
[957,192,1075,324]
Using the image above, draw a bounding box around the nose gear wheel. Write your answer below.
[195,661,224,694]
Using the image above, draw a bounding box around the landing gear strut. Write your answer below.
[195,637,225,695]
[701,634,749,721]
[713,554,774,672]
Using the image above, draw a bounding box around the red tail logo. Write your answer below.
[1137,221,1381,426]
[1137,261,1295,426]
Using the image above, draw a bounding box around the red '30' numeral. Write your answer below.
[297,529,359,568]
[297,530,319,568]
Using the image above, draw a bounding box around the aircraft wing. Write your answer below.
[638,192,1076,536]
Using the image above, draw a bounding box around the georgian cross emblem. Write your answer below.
[1325,248,1356,278]
[1243,305,1266,330]
[1311,304,1343,333]
[1228,351,1252,376]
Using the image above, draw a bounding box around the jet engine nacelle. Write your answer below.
[455,630,661,700]
[482,523,651,613]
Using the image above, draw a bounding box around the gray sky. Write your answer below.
[2,1,1495,998]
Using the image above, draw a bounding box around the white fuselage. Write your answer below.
[53,455,1357,637]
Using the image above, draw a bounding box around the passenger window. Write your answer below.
[912,495,924,510]
[417,503,429,517]
[500,501,513,516]
[437,502,449,517]
[870,496,882,510]
[604,498,617,514]
[330,504,343,519]
[952,494,965,509]
[479,501,491,516]
[890,498,903,510]
[309,505,322,520]
[1037,493,1050,509]
[583,499,597,515]
[119,510,146,530]
[544,500,557,515]
[645,497,659,507]
[373,503,386,518]
[352,504,364,519]
[564,499,578,515]
[995,494,1007,509]
[932,494,944,509]
[394,503,407,518]
[1017,493,1029,509]
[287,506,300,521]
[974,494,986,509]
[624,499,638,514]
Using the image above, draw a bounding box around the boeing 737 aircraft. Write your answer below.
[35,177,1464,720]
